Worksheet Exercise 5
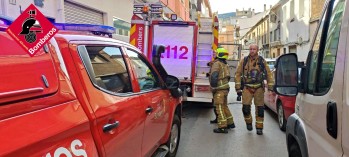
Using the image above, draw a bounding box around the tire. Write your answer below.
[277,101,287,131]
[166,115,181,157]
[289,141,302,157]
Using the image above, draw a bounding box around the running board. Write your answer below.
[152,145,169,157]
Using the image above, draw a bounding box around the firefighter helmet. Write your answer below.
[146,69,152,77]
[216,48,228,59]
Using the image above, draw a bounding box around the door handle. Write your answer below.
[326,101,337,139]
[145,107,153,114]
[103,121,120,133]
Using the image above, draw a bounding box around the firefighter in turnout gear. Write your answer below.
[234,44,274,135]
[207,57,219,124]
[210,48,235,133]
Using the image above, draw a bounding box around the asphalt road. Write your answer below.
[176,83,288,157]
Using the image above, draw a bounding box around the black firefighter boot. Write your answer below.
[246,123,253,131]
[210,106,218,124]
[227,123,235,129]
[256,128,263,135]
[210,119,217,124]
[213,128,228,134]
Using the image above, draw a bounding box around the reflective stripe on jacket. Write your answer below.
[210,60,230,90]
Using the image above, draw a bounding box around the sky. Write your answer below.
[210,0,280,14]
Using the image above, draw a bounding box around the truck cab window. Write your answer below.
[307,0,344,94]
[125,49,160,91]
[84,46,132,93]
[317,0,344,93]
[308,8,326,93]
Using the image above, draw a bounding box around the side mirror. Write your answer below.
[274,53,299,96]
[165,75,182,98]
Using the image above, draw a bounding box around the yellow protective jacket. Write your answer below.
[210,59,230,91]
[234,56,274,89]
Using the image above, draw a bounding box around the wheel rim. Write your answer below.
[170,124,179,153]
[278,105,284,127]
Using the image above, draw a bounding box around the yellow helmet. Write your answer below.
[216,48,228,59]
[146,69,152,77]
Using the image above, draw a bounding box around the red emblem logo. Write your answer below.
[6,4,58,57]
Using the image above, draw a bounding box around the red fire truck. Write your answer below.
[130,3,218,103]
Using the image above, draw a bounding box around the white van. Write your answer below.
[273,0,349,156]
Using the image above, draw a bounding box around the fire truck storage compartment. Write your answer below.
[152,22,195,81]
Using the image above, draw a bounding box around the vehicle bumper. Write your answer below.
[185,97,212,103]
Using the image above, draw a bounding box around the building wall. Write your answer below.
[238,13,264,37]
[2,0,63,22]
[1,0,134,25]
[69,0,133,25]
[278,0,311,60]
[219,25,237,59]
[311,0,326,21]
[282,0,310,44]
[161,0,190,20]
[241,10,270,58]
[236,8,254,18]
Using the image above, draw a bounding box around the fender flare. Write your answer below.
[286,114,309,157]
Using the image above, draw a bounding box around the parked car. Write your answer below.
[264,67,298,131]
[0,22,182,157]
[264,86,296,131]
[274,0,348,156]
[265,58,276,71]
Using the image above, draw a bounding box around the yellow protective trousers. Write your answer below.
[242,87,265,129]
[213,90,234,128]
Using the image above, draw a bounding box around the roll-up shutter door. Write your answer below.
[64,1,104,24]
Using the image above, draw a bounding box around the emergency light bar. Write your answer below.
[0,16,13,31]
[150,4,163,14]
[54,23,116,37]
[0,16,116,38]
[134,4,146,14]
[0,15,14,25]
[133,3,163,14]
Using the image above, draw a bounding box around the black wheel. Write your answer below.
[166,115,181,157]
[277,101,287,131]
[289,141,302,157]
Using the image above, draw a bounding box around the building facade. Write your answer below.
[241,0,326,61]
[280,0,311,61]
[1,0,134,41]
[237,8,270,58]
[269,0,287,59]
[240,10,270,58]
[158,0,190,21]
[188,0,212,21]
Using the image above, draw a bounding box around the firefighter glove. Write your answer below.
[236,90,242,101]
[236,90,242,96]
